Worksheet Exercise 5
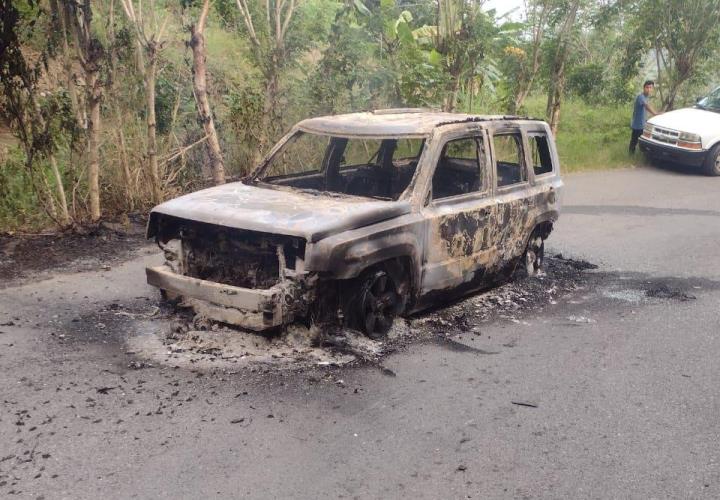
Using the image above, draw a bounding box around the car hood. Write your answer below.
[648,107,720,136]
[149,182,411,242]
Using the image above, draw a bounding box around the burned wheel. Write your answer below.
[355,269,400,339]
[524,234,545,277]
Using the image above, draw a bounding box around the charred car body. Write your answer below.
[146,110,563,337]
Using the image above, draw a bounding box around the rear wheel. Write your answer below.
[353,269,401,339]
[703,144,720,176]
[524,234,545,277]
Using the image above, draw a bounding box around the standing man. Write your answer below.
[629,80,658,154]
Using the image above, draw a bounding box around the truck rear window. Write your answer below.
[529,134,553,176]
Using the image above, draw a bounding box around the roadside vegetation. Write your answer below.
[1,0,720,231]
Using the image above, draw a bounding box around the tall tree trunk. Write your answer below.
[546,66,565,135]
[146,46,162,202]
[50,0,86,129]
[110,1,133,208]
[512,2,547,114]
[87,72,101,221]
[513,43,542,113]
[64,0,104,220]
[545,1,579,136]
[443,76,461,112]
[190,0,225,185]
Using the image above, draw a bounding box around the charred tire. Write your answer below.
[703,144,720,176]
[352,268,402,339]
[524,233,545,277]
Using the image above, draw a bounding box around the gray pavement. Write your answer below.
[1,165,719,499]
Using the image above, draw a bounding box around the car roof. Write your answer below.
[296,109,542,138]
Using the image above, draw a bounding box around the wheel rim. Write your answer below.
[360,272,398,337]
[525,236,544,276]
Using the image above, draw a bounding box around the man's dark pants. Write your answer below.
[629,128,643,154]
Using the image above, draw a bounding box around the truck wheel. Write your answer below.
[524,234,545,277]
[354,269,401,339]
[704,144,720,176]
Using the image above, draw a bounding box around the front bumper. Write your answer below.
[146,265,300,331]
[639,138,707,167]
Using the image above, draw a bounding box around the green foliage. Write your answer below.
[154,76,179,135]
[0,146,42,230]
[4,0,720,230]
[524,96,634,171]
[626,0,720,109]
[225,84,265,161]
[567,62,605,101]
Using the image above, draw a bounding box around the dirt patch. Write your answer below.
[0,217,149,287]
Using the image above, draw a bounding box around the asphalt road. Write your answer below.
[1,165,719,499]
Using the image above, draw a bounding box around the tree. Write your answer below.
[0,0,72,227]
[119,0,170,202]
[63,0,105,221]
[545,0,580,135]
[49,0,86,130]
[234,0,299,158]
[434,0,504,111]
[640,0,720,110]
[505,0,551,113]
[189,0,226,185]
[308,1,376,114]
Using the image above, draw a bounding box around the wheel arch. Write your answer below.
[322,231,422,284]
[523,217,555,250]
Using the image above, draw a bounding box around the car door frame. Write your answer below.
[417,124,497,296]
[487,124,534,264]
[522,123,563,237]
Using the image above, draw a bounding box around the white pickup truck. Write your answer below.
[640,86,720,176]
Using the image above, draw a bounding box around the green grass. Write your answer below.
[468,95,644,173]
[522,96,641,173]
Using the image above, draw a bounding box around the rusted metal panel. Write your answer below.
[296,111,539,138]
[146,265,281,310]
[147,183,412,242]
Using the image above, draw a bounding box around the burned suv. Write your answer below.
[146,110,563,337]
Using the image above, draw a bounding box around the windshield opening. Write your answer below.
[254,132,425,200]
[697,87,720,110]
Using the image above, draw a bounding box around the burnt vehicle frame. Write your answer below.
[146,110,562,337]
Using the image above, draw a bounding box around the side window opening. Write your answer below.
[432,137,485,200]
[530,134,553,176]
[493,133,526,188]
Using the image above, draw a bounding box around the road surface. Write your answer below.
[1,165,719,499]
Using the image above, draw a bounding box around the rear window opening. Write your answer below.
[530,134,553,176]
[253,131,425,200]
